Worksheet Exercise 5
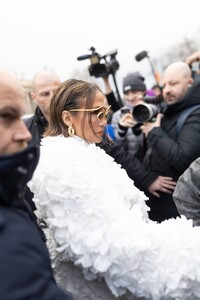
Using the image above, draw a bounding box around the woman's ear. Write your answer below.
[62,110,72,127]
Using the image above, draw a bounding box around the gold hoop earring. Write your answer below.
[68,126,75,137]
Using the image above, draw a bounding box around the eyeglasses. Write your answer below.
[69,105,111,120]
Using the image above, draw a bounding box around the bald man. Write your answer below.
[24,69,61,145]
[0,69,73,300]
[139,61,200,222]
[24,70,61,210]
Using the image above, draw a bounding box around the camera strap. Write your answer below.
[176,104,200,136]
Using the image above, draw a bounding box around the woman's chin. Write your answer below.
[89,136,102,144]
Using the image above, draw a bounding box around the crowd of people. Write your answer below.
[1,50,200,300]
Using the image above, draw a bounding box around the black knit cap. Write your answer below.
[123,72,146,93]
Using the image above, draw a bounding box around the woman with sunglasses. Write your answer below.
[29,79,200,300]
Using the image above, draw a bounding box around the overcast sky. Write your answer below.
[0,0,200,90]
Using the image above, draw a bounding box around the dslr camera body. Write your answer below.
[77,47,120,78]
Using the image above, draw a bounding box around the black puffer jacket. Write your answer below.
[0,145,73,300]
[144,75,200,222]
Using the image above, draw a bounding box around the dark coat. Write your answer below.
[0,145,73,300]
[144,75,200,222]
[24,107,48,211]
[24,107,48,146]
[106,91,121,112]
[99,137,157,191]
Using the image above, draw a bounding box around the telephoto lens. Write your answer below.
[132,103,159,123]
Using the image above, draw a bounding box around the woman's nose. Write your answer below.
[100,117,107,126]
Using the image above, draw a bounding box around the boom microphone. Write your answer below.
[135,51,148,62]
[77,54,91,61]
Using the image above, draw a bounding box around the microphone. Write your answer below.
[77,54,91,61]
[135,51,148,62]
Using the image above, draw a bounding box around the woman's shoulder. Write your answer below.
[41,135,68,146]
[40,135,85,151]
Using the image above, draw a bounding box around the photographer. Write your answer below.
[140,61,200,223]
[110,72,146,159]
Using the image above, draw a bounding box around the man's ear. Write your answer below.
[62,110,72,127]
[188,78,194,87]
[30,91,34,100]
[30,91,37,104]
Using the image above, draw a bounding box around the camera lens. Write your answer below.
[132,103,158,123]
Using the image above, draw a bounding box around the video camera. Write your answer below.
[77,47,120,78]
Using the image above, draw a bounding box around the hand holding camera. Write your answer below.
[119,108,137,128]
[140,113,163,137]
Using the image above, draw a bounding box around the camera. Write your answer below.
[132,103,160,123]
[121,108,131,115]
[77,47,120,78]
[144,95,163,105]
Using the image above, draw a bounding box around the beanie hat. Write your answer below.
[123,72,146,93]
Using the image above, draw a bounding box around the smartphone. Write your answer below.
[121,108,130,115]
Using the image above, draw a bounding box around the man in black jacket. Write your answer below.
[0,69,73,300]
[24,70,61,210]
[25,69,61,145]
[141,61,200,222]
